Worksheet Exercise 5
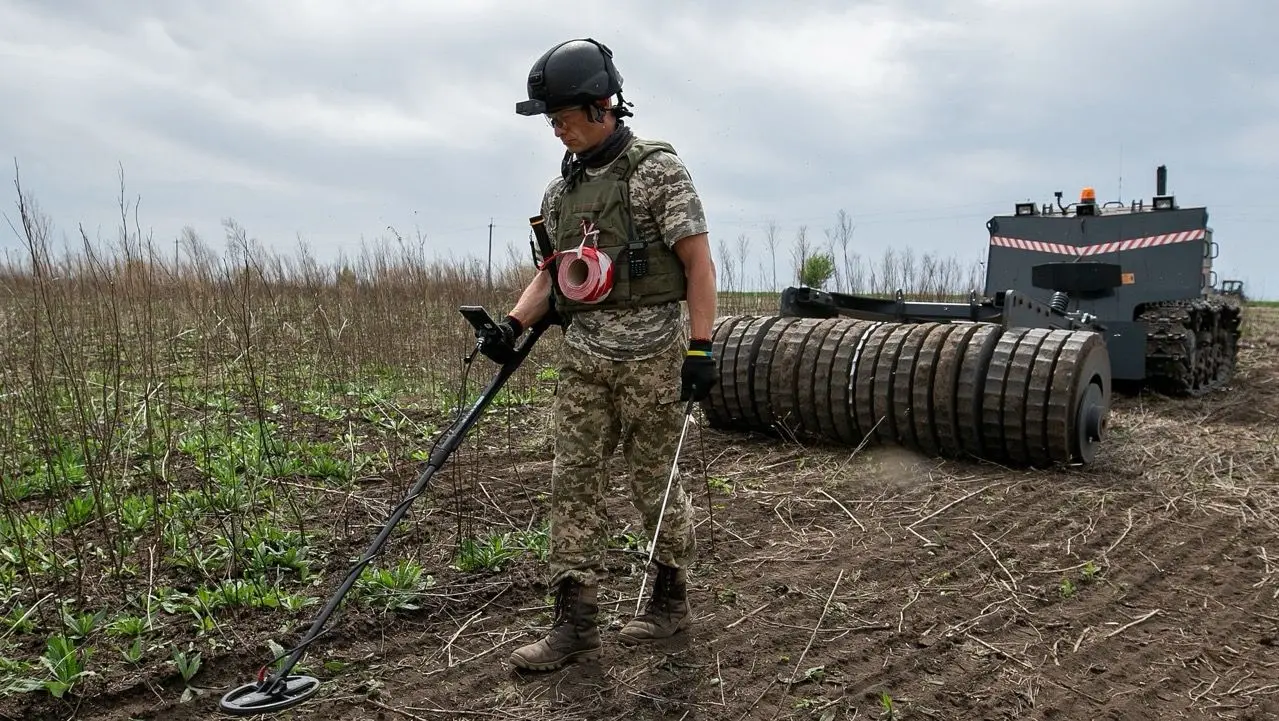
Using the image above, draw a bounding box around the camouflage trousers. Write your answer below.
[547,339,697,587]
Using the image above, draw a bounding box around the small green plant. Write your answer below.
[172,646,201,683]
[1081,560,1101,581]
[355,559,434,611]
[879,691,895,719]
[1059,578,1076,598]
[106,614,149,639]
[62,609,104,640]
[453,533,519,573]
[120,637,144,665]
[171,645,203,702]
[510,525,550,562]
[706,476,733,494]
[118,495,155,534]
[35,634,94,698]
[610,530,646,552]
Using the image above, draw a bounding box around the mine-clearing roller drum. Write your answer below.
[700,316,1112,466]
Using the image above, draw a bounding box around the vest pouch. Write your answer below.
[551,138,689,314]
[557,178,635,306]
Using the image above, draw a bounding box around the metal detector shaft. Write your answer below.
[281,322,544,674]
[219,312,550,716]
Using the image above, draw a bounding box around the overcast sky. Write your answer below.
[2,0,1275,298]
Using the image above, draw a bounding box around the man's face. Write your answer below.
[546,106,609,153]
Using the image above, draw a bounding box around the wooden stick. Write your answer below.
[908,483,996,529]
[1105,608,1161,638]
[973,531,1019,590]
[1104,508,1134,556]
[965,632,1033,669]
[817,489,866,531]
[726,602,770,629]
[783,569,844,685]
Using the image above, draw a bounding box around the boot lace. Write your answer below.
[641,567,674,618]
[551,580,577,628]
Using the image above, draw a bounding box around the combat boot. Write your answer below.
[509,578,601,671]
[619,563,691,645]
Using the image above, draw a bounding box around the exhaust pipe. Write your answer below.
[1156,165,1167,196]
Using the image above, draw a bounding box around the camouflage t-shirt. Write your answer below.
[540,138,709,362]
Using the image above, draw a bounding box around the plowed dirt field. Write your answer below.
[7,307,1277,721]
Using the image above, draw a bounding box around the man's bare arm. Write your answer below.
[507,269,552,330]
[673,232,717,341]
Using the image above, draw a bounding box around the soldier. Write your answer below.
[481,38,718,671]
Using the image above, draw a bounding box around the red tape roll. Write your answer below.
[540,241,614,303]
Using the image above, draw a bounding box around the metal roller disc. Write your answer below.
[956,324,1002,458]
[852,324,894,445]
[1074,381,1108,464]
[797,318,843,441]
[814,321,857,443]
[1046,332,1111,464]
[1022,330,1072,467]
[751,317,795,430]
[704,315,750,429]
[716,314,752,424]
[706,315,736,426]
[830,321,877,445]
[791,317,833,438]
[1069,334,1112,464]
[892,323,936,449]
[911,323,958,458]
[770,318,824,439]
[743,316,784,431]
[931,323,980,458]
[981,327,1027,462]
[732,316,777,431]
[725,317,765,428]
[1000,328,1052,466]
[873,325,914,445]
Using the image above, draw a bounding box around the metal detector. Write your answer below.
[218,304,551,716]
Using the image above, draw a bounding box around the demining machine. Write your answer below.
[698,165,1243,470]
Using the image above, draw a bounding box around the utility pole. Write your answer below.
[487,218,493,292]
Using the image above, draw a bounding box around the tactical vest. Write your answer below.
[551,138,688,315]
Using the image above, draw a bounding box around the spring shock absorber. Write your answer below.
[1050,292,1069,314]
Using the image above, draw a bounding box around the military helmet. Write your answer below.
[516,38,626,116]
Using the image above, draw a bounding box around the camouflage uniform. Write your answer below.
[539,139,706,588]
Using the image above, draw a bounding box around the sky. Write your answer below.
[1,0,1276,299]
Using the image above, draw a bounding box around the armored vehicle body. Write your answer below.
[779,165,1242,396]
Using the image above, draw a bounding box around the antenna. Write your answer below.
[1117,142,1123,203]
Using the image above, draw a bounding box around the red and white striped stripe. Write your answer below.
[990,228,1205,256]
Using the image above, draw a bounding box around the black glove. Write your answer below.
[681,338,716,402]
[478,314,522,364]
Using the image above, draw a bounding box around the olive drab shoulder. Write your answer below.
[552,138,688,315]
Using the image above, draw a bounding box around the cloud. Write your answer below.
[0,0,1275,297]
